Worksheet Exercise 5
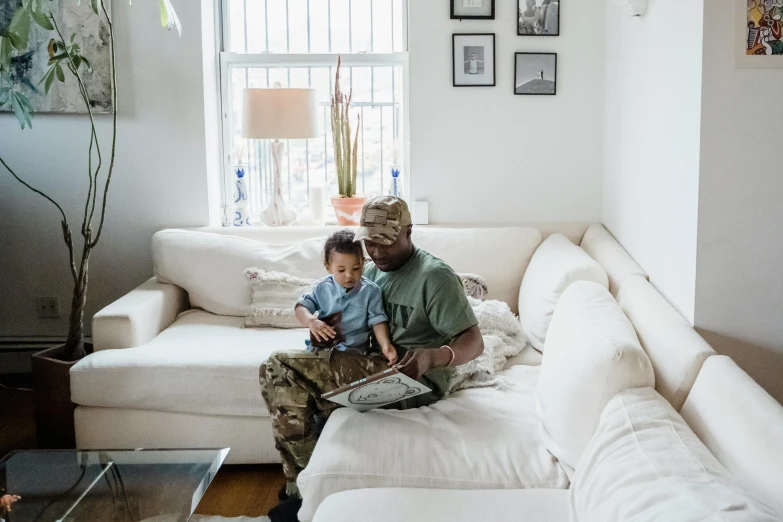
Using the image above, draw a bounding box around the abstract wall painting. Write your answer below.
[0,0,113,114]
[738,0,783,67]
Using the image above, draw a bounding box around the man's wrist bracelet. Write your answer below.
[441,345,456,367]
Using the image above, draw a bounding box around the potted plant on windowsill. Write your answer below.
[330,56,367,225]
[0,0,181,448]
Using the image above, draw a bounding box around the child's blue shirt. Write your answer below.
[296,275,387,351]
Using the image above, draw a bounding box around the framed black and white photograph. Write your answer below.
[451,0,495,20]
[518,0,560,36]
[453,34,496,87]
[514,53,557,95]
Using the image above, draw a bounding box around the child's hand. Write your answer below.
[381,343,398,365]
[309,318,336,342]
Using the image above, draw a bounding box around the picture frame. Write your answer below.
[518,0,560,36]
[514,52,557,95]
[451,0,495,20]
[452,33,496,87]
[735,0,783,68]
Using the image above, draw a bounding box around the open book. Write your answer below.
[321,368,432,412]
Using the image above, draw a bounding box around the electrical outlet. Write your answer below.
[36,296,61,318]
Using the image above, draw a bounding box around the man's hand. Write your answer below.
[396,348,450,380]
[308,318,336,342]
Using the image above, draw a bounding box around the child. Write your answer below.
[294,230,398,364]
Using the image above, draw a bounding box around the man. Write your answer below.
[260,196,484,522]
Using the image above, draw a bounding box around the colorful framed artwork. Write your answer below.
[737,0,783,68]
[452,33,496,87]
[518,0,560,36]
[451,0,495,20]
[514,53,557,95]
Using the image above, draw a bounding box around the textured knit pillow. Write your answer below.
[244,268,314,328]
[459,273,488,300]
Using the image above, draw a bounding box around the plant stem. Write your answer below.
[89,2,117,248]
[0,155,79,283]
[49,16,103,239]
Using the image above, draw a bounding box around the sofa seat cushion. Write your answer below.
[571,388,780,521]
[71,310,307,417]
[312,488,570,522]
[297,365,569,521]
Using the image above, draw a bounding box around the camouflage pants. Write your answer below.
[259,348,431,498]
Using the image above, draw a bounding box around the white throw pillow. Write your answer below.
[518,233,608,352]
[152,230,326,316]
[244,268,313,328]
[537,280,654,472]
[571,388,780,522]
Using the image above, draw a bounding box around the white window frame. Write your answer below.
[215,1,411,225]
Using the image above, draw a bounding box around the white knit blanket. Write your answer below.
[448,297,528,393]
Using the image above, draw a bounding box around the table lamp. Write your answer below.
[242,87,320,226]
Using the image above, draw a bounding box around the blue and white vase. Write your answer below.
[388,164,404,199]
[232,166,252,227]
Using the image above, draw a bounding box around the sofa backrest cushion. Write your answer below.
[617,276,715,411]
[155,227,542,316]
[409,227,542,313]
[680,356,783,513]
[571,387,780,522]
[153,230,327,316]
[537,281,654,472]
[579,224,647,296]
[519,234,609,352]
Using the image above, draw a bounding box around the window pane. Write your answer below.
[226,64,404,220]
[308,0,330,53]
[245,0,267,53]
[393,0,404,52]
[373,66,393,103]
[229,0,247,52]
[371,0,393,53]
[330,0,351,53]
[288,0,310,53]
[351,67,372,103]
[226,0,405,54]
[267,0,288,53]
[351,0,372,53]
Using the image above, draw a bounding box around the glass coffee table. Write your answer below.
[0,448,228,522]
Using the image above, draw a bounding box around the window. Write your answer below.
[218,0,409,223]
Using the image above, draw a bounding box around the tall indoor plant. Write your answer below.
[0,0,181,447]
[330,56,366,226]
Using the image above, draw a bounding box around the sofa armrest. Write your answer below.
[92,277,189,351]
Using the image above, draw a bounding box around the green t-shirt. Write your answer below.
[364,248,478,398]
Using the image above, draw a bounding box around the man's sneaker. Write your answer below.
[268,496,302,522]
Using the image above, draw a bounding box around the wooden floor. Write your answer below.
[0,375,286,517]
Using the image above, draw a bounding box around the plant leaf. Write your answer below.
[0,36,12,72]
[80,56,92,72]
[10,91,28,129]
[44,67,55,93]
[8,7,31,50]
[31,10,53,30]
[18,92,33,128]
[0,87,10,106]
[159,0,182,36]
[91,0,101,15]
[56,63,64,82]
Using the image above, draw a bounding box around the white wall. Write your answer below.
[409,0,604,224]
[0,1,214,339]
[695,0,783,403]
[601,0,704,322]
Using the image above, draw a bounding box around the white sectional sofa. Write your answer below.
[70,223,783,521]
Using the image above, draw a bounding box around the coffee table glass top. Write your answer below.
[0,448,228,522]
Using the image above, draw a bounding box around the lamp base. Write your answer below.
[262,140,298,226]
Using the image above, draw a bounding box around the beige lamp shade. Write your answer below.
[242,88,320,140]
